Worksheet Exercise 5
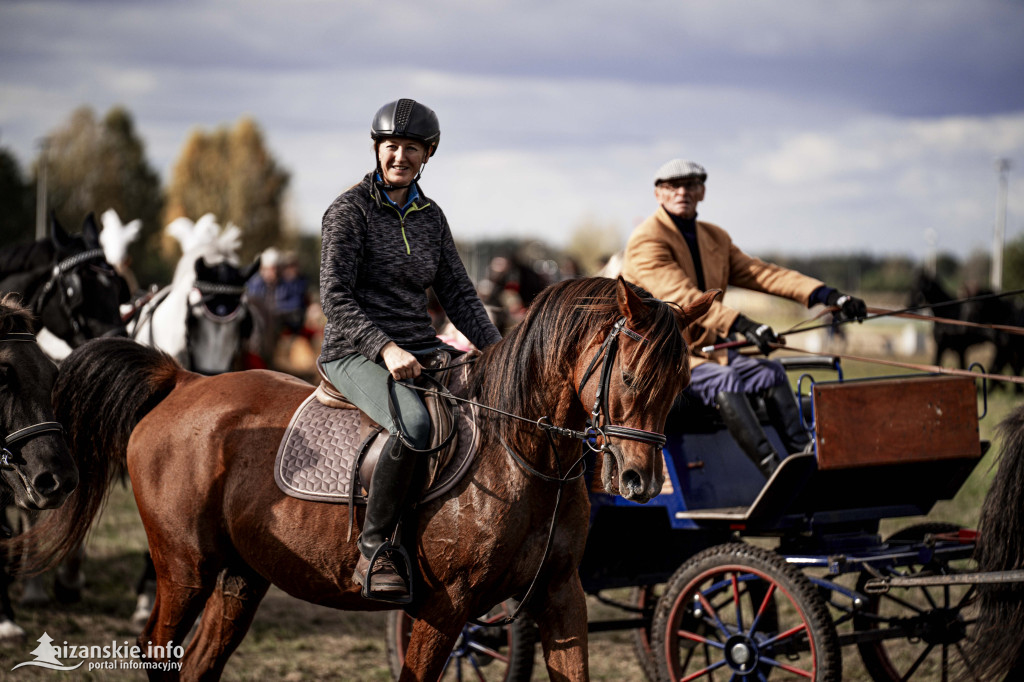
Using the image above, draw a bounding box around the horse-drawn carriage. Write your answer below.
[387,356,992,681]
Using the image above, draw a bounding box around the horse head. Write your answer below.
[186,256,259,375]
[581,279,717,502]
[35,213,129,347]
[0,294,78,512]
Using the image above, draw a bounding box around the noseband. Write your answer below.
[0,332,63,471]
[576,317,668,453]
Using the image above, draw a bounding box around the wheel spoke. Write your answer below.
[954,641,983,682]
[900,642,935,681]
[697,590,732,639]
[762,622,806,648]
[677,627,726,649]
[749,582,776,637]
[758,656,814,679]
[679,658,727,682]
[467,640,509,664]
[731,573,744,633]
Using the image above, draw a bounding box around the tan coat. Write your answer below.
[622,206,824,367]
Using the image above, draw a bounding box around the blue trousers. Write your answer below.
[685,350,788,407]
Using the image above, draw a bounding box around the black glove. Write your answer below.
[731,315,779,356]
[826,290,868,322]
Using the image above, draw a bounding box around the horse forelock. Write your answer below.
[0,293,34,335]
[474,277,686,422]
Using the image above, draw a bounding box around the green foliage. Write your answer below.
[41,106,167,285]
[164,117,290,263]
[0,147,34,247]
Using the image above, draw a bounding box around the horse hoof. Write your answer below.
[0,619,27,643]
[19,582,49,608]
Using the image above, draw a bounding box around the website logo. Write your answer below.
[11,632,183,673]
[11,633,82,671]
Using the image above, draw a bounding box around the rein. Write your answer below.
[0,332,64,471]
[403,316,665,625]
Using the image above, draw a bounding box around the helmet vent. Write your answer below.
[394,99,415,133]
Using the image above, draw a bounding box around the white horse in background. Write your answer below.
[98,208,142,294]
[128,214,258,375]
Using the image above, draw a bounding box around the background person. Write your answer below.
[622,159,866,477]
[319,98,502,599]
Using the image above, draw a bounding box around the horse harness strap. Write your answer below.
[576,317,667,453]
[0,332,64,470]
[31,248,109,345]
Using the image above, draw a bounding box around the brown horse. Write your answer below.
[35,277,714,680]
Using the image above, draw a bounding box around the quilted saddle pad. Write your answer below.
[274,383,479,505]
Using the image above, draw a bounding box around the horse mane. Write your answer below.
[471,277,687,442]
[969,403,1024,680]
[18,338,182,574]
[0,240,54,280]
[0,293,35,334]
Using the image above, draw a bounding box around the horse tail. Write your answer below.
[19,337,183,574]
[968,403,1024,680]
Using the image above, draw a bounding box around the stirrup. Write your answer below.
[360,540,414,605]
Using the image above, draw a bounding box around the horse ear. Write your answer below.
[615,276,649,325]
[81,212,101,246]
[50,211,71,248]
[241,256,261,281]
[678,289,721,330]
[194,257,213,279]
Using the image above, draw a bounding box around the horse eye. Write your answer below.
[621,369,637,389]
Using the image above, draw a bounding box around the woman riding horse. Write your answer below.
[319,98,502,599]
[35,276,715,680]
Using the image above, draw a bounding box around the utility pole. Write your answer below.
[35,137,50,240]
[992,158,1011,292]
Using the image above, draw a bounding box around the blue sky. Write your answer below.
[1,0,1022,261]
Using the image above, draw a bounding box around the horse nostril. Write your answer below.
[621,469,642,497]
[31,472,60,496]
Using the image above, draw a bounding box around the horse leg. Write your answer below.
[532,576,590,681]
[0,509,25,643]
[54,541,86,603]
[132,551,158,629]
[399,615,462,682]
[179,562,269,681]
[141,574,215,680]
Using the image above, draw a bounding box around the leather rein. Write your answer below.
[0,332,64,471]
[402,316,667,624]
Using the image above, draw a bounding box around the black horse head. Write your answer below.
[1,213,130,350]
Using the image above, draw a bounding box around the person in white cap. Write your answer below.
[622,159,866,477]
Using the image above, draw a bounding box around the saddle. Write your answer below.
[274,350,478,514]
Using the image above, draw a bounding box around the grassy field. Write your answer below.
[0,348,1019,681]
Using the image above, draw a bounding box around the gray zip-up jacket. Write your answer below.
[319,172,502,363]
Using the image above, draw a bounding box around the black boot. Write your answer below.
[353,435,416,601]
[716,391,781,477]
[762,384,812,455]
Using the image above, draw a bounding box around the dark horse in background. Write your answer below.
[0,213,127,625]
[908,270,1024,388]
[0,295,79,640]
[0,212,129,359]
[29,277,715,680]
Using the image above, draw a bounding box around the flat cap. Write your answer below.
[653,159,707,186]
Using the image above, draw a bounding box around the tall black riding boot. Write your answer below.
[353,435,416,599]
[762,384,812,455]
[715,391,781,477]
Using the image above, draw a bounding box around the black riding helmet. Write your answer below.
[371,99,440,156]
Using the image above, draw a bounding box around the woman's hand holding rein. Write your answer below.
[381,341,423,380]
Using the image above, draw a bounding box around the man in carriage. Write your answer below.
[622,159,867,476]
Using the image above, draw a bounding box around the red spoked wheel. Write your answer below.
[386,599,536,681]
[652,543,841,682]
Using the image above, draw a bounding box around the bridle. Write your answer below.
[575,316,668,454]
[30,248,115,346]
[0,331,63,472]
